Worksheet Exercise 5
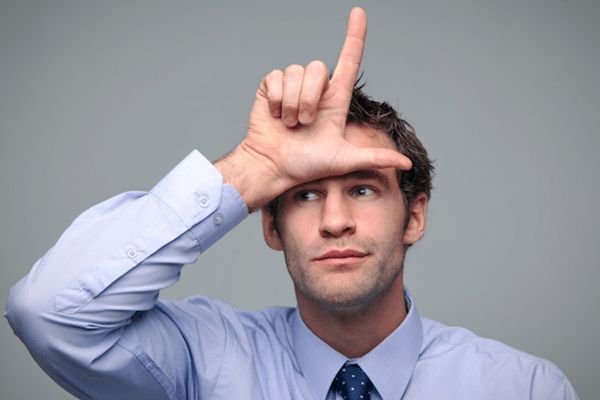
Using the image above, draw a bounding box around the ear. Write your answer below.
[403,192,427,245]
[262,207,284,251]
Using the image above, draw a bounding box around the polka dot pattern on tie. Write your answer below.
[331,364,374,400]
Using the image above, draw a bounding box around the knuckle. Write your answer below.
[265,69,283,84]
[284,64,304,76]
[269,94,283,105]
[299,95,316,110]
[281,99,299,110]
[306,60,327,74]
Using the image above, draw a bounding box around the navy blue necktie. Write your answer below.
[332,364,374,400]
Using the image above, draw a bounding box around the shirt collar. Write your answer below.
[291,287,423,400]
[291,307,347,400]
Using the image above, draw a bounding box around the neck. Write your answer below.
[296,277,407,359]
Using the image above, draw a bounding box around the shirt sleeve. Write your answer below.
[4,150,248,400]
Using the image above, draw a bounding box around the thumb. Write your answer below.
[342,146,413,173]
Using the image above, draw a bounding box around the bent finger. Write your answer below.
[282,64,305,127]
[262,69,284,118]
[298,60,329,125]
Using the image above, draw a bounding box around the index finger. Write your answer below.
[330,7,367,94]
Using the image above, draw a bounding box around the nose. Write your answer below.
[319,192,356,238]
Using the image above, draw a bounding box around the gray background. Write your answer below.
[1,1,598,399]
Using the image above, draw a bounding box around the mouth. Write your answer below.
[314,249,368,266]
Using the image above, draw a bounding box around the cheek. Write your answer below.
[359,202,406,233]
[278,208,318,244]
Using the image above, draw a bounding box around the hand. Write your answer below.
[216,8,412,212]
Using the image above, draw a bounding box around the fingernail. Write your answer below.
[300,111,312,123]
[284,115,296,126]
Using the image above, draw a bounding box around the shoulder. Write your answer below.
[420,317,540,357]
[419,316,560,369]
[414,317,577,399]
[157,296,296,348]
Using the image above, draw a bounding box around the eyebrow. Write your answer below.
[341,170,391,190]
[301,169,391,191]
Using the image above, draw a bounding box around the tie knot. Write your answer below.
[332,364,373,400]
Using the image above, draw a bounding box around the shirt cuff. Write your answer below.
[151,149,249,253]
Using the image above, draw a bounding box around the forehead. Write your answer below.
[344,123,396,151]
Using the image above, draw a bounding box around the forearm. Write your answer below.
[5,150,247,398]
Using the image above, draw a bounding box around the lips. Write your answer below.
[314,249,367,266]
[317,249,367,260]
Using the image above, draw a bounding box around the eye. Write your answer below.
[353,186,374,197]
[297,190,319,202]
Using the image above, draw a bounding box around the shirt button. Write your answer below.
[213,213,223,225]
[127,248,138,258]
[198,196,210,208]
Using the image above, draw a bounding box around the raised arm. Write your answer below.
[5,8,408,400]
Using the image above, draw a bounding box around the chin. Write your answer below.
[301,284,382,312]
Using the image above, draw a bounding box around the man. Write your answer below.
[5,8,577,400]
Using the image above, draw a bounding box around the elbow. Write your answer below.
[6,278,93,378]
[5,277,60,357]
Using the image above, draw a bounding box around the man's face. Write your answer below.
[263,124,421,311]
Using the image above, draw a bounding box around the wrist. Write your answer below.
[214,146,286,213]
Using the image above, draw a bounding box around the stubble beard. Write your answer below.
[282,234,406,312]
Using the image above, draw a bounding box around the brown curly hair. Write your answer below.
[347,81,434,207]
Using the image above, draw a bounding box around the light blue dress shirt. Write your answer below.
[6,150,578,400]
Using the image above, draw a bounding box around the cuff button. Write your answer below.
[213,213,224,225]
[198,196,210,208]
[127,248,138,258]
